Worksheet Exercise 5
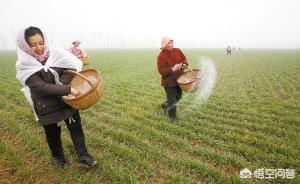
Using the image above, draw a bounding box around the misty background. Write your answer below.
[0,0,299,49]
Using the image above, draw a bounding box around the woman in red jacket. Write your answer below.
[69,41,89,65]
[157,36,188,122]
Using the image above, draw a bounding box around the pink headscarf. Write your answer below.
[160,36,173,49]
[16,27,50,62]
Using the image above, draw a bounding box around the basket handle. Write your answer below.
[184,65,196,78]
[65,70,94,87]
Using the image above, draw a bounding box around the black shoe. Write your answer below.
[160,103,168,113]
[79,154,97,167]
[54,155,67,169]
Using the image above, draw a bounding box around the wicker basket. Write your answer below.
[81,57,90,65]
[177,68,201,93]
[62,69,104,110]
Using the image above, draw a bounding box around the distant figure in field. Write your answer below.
[226,46,232,55]
[15,26,96,168]
[157,36,188,122]
[69,41,89,65]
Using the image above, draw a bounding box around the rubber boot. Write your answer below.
[160,102,168,113]
[46,138,67,168]
[168,106,179,123]
[67,119,97,167]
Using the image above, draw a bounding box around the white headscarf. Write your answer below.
[16,27,82,85]
[16,47,82,85]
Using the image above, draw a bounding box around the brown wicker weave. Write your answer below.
[177,68,201,93]
[62,69,104,110]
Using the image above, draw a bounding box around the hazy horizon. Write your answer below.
[0,0,300,50]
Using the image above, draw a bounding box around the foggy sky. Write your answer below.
[0,0,300,49]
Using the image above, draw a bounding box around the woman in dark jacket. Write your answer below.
[157,36,188,122]
[16,26,96,168]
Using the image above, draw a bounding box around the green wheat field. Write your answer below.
[0,49,299,184]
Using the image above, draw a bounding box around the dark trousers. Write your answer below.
[162,85,182,118]
[43,111,88,158]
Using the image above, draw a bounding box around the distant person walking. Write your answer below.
[226,46,232,55]
[157,36,188,122]
[16,26,96,168]
[69,41,89,65]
